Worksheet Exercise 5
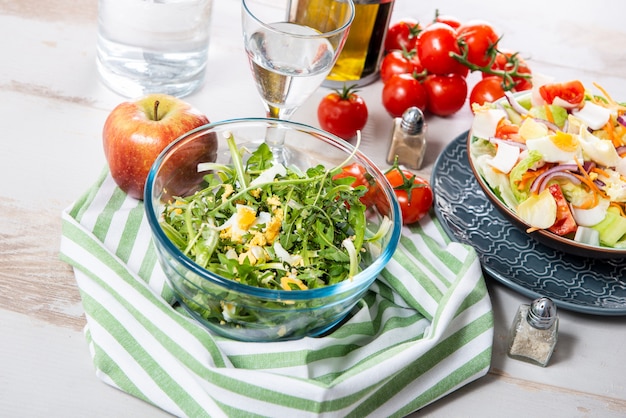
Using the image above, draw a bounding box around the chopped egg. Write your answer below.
[487,141,521,174]
[221,184,234,201]
[597,169,626,202]
[264,209,283,243]
[571,199,610,227]
[572,101,612,130]
[579,128,621,167]
[525,132,582,163]
[216,204,257,242]
[551,131,579,152]
[519,118,549,141]
[616,157,626,177]
[266,195,281,207]
[248,231,267,247]
[221,301,236,322]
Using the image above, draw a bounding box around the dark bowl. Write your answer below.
[468,132,626,260]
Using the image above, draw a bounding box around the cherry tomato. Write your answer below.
[422,73,467,117]
[469,76,506,110]
[377,166,433,225]
[416,22,466,75]
[434,13,462,30]
[317,85,368,140]
[385,19,421,52]
[482,50,533,91]
[494,118,520,141]
[547,184,577,236]
[382,73,428,118]
[332,163,378,206]
[539,80,585,107]
[456,20,499,68]
[379,49,424,84]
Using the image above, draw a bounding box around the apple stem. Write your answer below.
[154,100,160,121]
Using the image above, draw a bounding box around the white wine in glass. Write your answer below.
[242,0,354,160]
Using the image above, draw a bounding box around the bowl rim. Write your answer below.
[467,96,626,258]
[144,117,402,300]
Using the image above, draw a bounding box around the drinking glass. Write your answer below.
[97,0,214,98]
[241,0,354,161]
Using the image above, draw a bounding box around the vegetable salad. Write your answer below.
[470,80,626,248]
[159,132,391,291]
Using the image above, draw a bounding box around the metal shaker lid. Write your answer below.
[527,297,557,329]
[400,107,425,135]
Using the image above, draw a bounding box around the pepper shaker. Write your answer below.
[386,106,427,170]
[507,297,558,367]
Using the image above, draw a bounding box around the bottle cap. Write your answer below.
[400,107,424,135]
[527,297,557,329]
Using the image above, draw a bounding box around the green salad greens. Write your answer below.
[159,132,391,292]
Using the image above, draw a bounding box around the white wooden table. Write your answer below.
[1,0,625,416]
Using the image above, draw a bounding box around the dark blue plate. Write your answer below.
[432,131,626,316]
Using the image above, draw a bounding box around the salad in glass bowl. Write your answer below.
[468,79,626,257]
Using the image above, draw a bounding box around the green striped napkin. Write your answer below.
[59,168,493,417]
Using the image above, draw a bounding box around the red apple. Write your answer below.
[102,94,211,200]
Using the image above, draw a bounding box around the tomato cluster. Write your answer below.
[334,162,433,225]
[380,12,533,118]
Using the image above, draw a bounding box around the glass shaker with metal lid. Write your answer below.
[507,297,559,367]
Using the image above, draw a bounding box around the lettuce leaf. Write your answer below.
[509,150,543,204]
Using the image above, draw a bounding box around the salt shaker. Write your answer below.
[386,107,427,170]
[507,297,558,367]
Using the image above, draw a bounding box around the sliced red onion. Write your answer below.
[489,137,528,149]
[537,171,582,193]
[583,161,596,172]
[504,91,529,116]
[617,114,626,127]
[529,164,580,193]
[532,117,561,133]
[617,145,626,156]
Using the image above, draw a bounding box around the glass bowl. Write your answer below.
[144,118,401,341]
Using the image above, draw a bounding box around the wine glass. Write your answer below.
[241,0,355,162]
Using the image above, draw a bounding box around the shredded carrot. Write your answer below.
[615,123,626,148]
[593,82,626,112]
[573,172,603,197]
[591,166,612,178]
[571,157,607,208]
[518,165,550,191]
[543,104,555,123]
[526,226,541,233]
[609,202,626,217]
[574,157,602,191]
[603,115,621,148]
[573,193,598,210]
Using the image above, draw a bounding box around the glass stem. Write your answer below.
[265,105,296,165]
